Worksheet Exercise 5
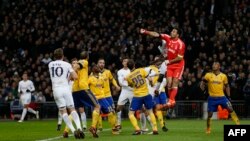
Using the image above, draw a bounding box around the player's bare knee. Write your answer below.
[79,107,85,113]
[208,112,213,118]
[227,107,234,113]
[155,105,161,110]
[146,109,153,114]
[59,107,67,113]
[116,105,123,112]
[67,105,75,112]
[24,105,29,108]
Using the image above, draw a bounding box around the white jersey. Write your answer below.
[48,60,74,90]
[117,68,132,91]
[117,68,133,105]
[18,80,35,94]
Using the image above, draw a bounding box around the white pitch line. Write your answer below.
[36,128,111,141]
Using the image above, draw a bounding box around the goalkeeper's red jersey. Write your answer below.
[160,34,185,68]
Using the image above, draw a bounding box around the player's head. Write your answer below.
[97,58,105,70]
[22,73,28,81]
[80,51,89,60]
[92,65,100,74]
[127,59,135,70]
[122,57,129,68]
[54,48,64,60]
[71,58,78,65]
[170,27,182,38]
[153,55,162,66]
[212,62,221,71]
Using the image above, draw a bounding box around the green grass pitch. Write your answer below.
[0,119,249,141]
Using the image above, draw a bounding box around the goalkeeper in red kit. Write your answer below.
[140,27,185,108]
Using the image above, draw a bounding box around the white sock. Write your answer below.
[140,113,147,129]
[20,108,27,121]
[62,113,75,133]
[27,108,36,115]
[71,111,82,130]
[117,111,122,125]
[80,112,87,128]
[58,112,62,125]
[146,115,153,128]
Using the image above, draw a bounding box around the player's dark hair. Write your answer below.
[213,61,221,67]
[71,58,77,62]
[80,51,88,59]
[91,64,99,74]
[127,59,135,70]
[98,58,105,62]
[54,48,64,60]
[173,27,182,37]
[122,56,129,61]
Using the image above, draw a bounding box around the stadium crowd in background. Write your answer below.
[0,0,249,111]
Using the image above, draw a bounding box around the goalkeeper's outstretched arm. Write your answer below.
[140,28,160,37]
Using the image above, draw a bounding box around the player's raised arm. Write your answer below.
[140,28,160,37]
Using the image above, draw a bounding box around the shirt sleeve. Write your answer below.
[88,77,91,85]
[82,60,88,68]
[141,68,148,78]
[109,71,118,87]
[125,76,132,86]
[18,82,21,93]
[177,41,185,57]
[117,71,128,87]
[160,34,171,44]
[29,81,35,91]
[223,74,228,85]
[144,67,151,75]
[204,73,209,81]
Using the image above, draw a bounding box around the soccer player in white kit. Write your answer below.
[18,73,39,122]
[116,57,133,129]
[48,48,84,139]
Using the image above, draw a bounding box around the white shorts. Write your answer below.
[148,85,156,99]
[117,89,133,106]
[20,93,31,105]
[53,87,75,108]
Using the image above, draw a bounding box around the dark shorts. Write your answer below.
[130,94,154,111]
[72,89,99,108]
[207,96,231,112]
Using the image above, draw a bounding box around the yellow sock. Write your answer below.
[128,112,140,130]
[98,115,103,128]
[64,115,73,133]
[149,112,158,131]
[156,110,164,128]
[91,110,100,128]
[108,112,117,128]
[207,117,211,129]
[230,111,240,125]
